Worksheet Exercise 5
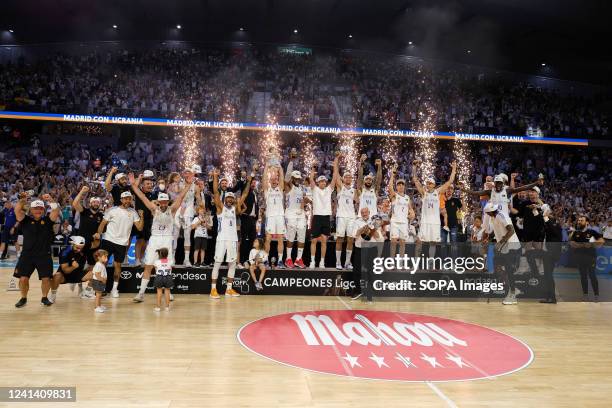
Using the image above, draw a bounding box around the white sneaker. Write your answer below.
[309,261,316,269]
[236,263,244,269]
[111,290,120,298]
[95,306,105,313]
[7,276,19,291]
[336,263,343,270]
[133,293,145,303]
[80,287,95,299]
[101,305,107,310]
[165,307,170,312]
[48,291,57,303]
[442,226,450,232]
[183,260,192,267]
[345,263,353,270]
[133,259,141,267]
[154,307,161,312]
[169,293,174,301]
[319,261,325,269]
[502,292,517,305]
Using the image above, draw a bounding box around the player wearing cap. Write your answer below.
[308,153,341,269]
[130,173,192,303]
[356,155,382,220]
[175,165,202,266]
[72,185,104,270]
[13,194,61,308]
[94,191,144,297]
[412,160,456,246]
[104,166,130,204]
[334,164,358,270]
[209,168,252,299]
[283,160,309,268]
[48,236,94,303]
[483,202,522,305]
[388,165,416,257]
[262,160,286,268]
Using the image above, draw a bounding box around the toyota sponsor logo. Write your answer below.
[238,310,533,382]
[120,270,132,279]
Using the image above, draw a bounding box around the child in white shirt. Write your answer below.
[153,247,174,312]
[91,249,109,313]
[248,239,268,291]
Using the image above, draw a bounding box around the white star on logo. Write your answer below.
[445,353,469,368]
[342,352,362,368]
[420,353,443,368]
[395,352,417,368]
[369,352,389,368]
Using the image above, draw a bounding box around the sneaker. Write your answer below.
[41,297,53,306]
[69,283,77,292]
[294,258,305,269]
[594,295,599,303]
[225,288,241,297]
[153,307,161,312]
[80,287,95,299]
[101,305,107,310]
[319,261,325,269]
[15,297,27,308]
[285,258,294,268]
[193,262,201,267]
[255,282,263,291]
[165,307,170,312]
[582,294,589,302]
[111,290,120,298]
[183,260,192,267]
[236,263,243,269]
[48,291,57,303]
[133,293,145,303]
[539,298,557,304]
[133,259,141,267]
[336,263,343,270]
[345,263,353,270]
[277,262,285,269]
[309,261,316,269]
[502,293,517,305]
[351,292,363,301]
[442,226,450,232]
[7,276,19,291]
[95,306,105,313]
[210,287,220,299]
[169,293,174,301]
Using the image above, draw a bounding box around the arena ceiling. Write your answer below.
[1,0,610,84]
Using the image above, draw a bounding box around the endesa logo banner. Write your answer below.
[238,310,533,382]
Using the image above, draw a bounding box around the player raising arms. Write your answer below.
[412,160,457,252]
[308,153,341,269]
[356,155,383,220]
[209,167,253,299]
[334,164,359,270]
[262,159,286,268]
[130,172,193,303]
[388,164,416,257]
[284,154,308,268]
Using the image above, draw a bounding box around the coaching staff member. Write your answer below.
[570,215,604,302]
[13,193,61,308]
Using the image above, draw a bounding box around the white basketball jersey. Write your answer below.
[285,185,304,217]
[391,193,410,223]
[151,208,174,237]
[359,187,378,218]
[490,189,510,216]
[217,206,238,241]
[181,182,196,208]
[265,187,284,217]
[337,185,356,218]
[421,190,441,224]
[312,185,332,216]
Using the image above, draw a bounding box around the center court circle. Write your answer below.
[237,309,534,382]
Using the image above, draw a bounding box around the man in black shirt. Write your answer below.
[570,215,604,302]
[13,193,61,308]
[104,166,130,205]
[72,185,104,266]
[441,187,462,258]
[132,171,158,266]
[540,211,563,303]
[519,187,546,278]
[48,236,93,303]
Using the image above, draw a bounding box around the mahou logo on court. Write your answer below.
[238,310,533,382]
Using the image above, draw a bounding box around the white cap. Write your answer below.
[191,164,202,174]
[120,191,133,199]
[30,200,45,208]
[364,173,374,180]
[157,193,170,201]
[70,236,86,246]
[494,175,504,183]
[483,202,498,213]
[342,171,353,178]
[291,170,302,179]
[220,175,229,182]
[89,196,101,203]
[396,179,406,185]
[115,173,127,181]
[531,186,541,194]
[143,170,155,178]
[316,175,327,183]
[499,173,509,183]
[225,192,236,199]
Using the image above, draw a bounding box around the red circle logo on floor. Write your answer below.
[238,309,533,382]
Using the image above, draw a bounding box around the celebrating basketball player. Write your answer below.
[388,164,416,257]
[130,172,192,303]
[262,160,286,268]
[356,154,382,220]
[209,167,252,299]
[334,166,358,270]
[284,156,308,268]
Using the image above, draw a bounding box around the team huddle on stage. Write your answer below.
[15,144,593,312]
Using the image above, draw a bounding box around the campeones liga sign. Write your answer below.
[237,310,533,382]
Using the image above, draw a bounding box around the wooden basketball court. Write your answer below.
[2,267,611,407]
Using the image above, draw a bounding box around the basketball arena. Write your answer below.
[0,1,611,407]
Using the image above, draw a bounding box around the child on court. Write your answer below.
[191,205,212,266]
[153,247,174,311]
[247,239,267,291]
[91,249,109,313]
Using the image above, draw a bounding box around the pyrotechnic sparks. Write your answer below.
[413,100,438,181]
[337,129,360,178]
[175,108,201,169]
[260,114,282,169]
[299,132,317,175]
[219,100,239,185]
[380,110,400,180]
